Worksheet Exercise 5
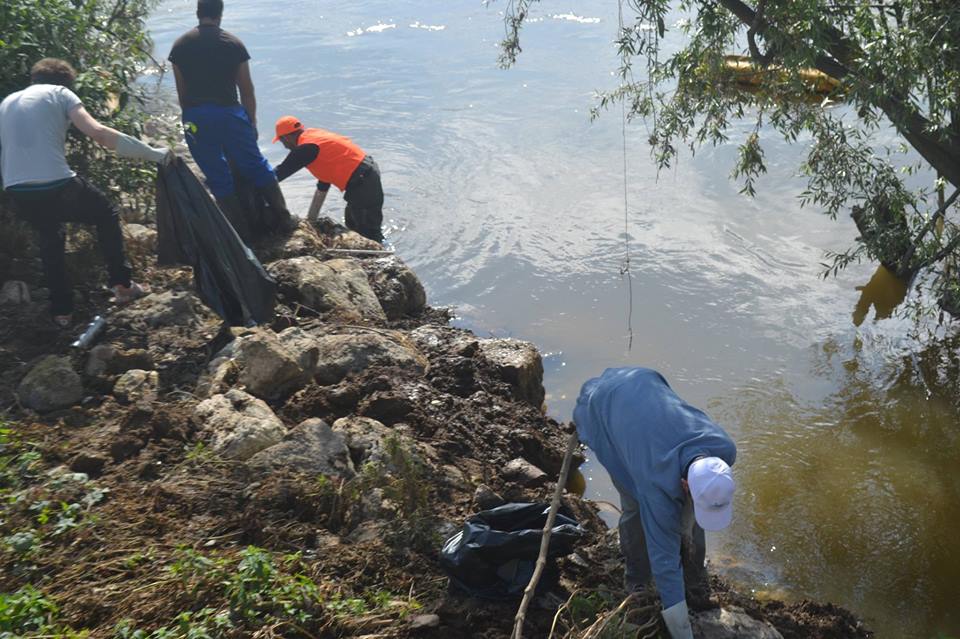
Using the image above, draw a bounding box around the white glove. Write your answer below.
[115,133,171,164]
[661,600,694,639]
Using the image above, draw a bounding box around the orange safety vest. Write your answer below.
[297,128,366,192]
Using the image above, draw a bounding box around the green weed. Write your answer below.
[121,546,415,637]
[355,435,437,552]
[0,586,88,637]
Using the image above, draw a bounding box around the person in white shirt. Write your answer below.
[0,58,172,327]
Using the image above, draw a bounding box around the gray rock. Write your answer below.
[503,457,548,488]
[86,344,118,377]
[18,355,83,412]
[194,389,286,460]
[410,614,440,629]
[123,223,158,254]
[314,329,425,385]
[247,418,355,479]
[233,329,314,400]
[114,290,201,328]
[479,338,545,406]
[86,344,155,378]
[692,608,784,639]
[198,328,318,400]
[309,216,382,251]
[409,325,478,357]
[333,230,382,251]
[474,484,505,510]
[442,464,470,490]
[0,280,31,305]
[331,416,392,466]
[276,327,321,373]
[268,256,386,322]
[364,256,427,320]
[113,369,159,404]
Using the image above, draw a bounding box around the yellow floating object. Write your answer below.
[723,55,840,96]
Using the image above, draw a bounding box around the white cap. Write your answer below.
[688,456,735,531]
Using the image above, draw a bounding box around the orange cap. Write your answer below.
[273,115,303,143]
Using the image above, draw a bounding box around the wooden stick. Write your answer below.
[511,429,580,639]
[323,248,395,255]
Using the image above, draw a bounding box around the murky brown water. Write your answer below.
[150,2,960,636]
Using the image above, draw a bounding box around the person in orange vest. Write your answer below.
[272,116,384,242]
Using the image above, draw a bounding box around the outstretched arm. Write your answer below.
[306,187,329,223]
[69,105,170,163]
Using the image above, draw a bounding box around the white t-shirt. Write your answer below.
[0,84,83,189]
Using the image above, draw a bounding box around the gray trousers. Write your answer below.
[613,479,707,593]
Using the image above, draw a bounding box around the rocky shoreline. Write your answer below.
[0,212,872,637]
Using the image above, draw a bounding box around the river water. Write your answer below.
[148,2,960,637]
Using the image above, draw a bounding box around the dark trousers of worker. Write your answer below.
[8,176,133,316]
[613,479,707,594]
[182,104,276,199]
[343,156,384,242]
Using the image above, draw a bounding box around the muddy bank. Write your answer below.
[0,214,871,638]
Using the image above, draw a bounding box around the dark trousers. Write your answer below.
[343,156,384,242]
[8,176,132,315]
[613,479,708,593]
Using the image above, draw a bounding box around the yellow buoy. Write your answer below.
[722,55,841,96]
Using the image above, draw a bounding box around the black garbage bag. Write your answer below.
[440,502,584,600]
[156,157,276,326]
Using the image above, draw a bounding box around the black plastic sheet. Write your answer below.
[156,157,276,326]
[440,502,584,600]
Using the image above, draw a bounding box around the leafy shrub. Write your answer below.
[0,0,164,236]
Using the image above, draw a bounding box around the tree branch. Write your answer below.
[714,0,960,187]
[511,430,579,639]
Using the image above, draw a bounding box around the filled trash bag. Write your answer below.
[440,502,584,600]
[156,157,276,326]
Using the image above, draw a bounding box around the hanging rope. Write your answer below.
[617,0,635,352]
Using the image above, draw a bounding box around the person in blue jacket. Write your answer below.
[573,367,737,639]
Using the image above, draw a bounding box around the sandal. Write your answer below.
[112,281,151,305]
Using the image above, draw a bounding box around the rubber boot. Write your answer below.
[215,193,254,244]
[256,179,299,234]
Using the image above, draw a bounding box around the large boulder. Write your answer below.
[199,328,319,399]
[247,418,355,479]
[17,355,83,412]
[268,256,386,323]
[692,608,784,639]
[194,389,286,460]
[313,329,425,385]
[364,256,427,320]
[478,338,545,406]
[331,416,393,466]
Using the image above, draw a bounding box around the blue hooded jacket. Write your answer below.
[572,367,736,608]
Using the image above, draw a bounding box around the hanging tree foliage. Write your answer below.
[0,0,161,213]
[500,0,960,317]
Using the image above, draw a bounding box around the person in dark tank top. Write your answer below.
[168,0,296,241]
